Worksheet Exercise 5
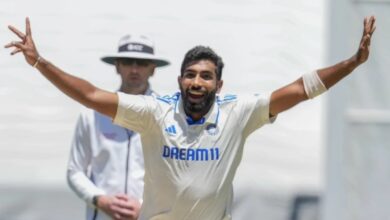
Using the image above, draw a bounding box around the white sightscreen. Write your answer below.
[322,0,390,219]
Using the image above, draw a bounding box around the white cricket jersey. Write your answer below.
[113,92,274,220]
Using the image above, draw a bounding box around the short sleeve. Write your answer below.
[240,93,276,136]
[113,92,158,133]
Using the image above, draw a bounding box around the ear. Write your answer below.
[114,60,120,75]
[216,80,223,93]
[178,75,182,85]
[149,64,156,77]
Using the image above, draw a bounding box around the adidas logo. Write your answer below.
[165,125,177,136]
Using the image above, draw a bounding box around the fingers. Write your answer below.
[369,16,375,29]
[8,25,26,40]
[10,48,22,55]
[111,206,136,218]
[368,16,376,35]
[105,197,139,220]
[115,194,129,201]
[115,194,130,202]
[4,41,27,50]
[112,199,138,216]
[370,25,376,35]
[113,213,122,220]
[364,16,376,36]
[7,17,33,39]
[26,17,32,37]
[369,17,376,35]
[113,213,136,220]
[363,17,367,28]
[114,199,134,210]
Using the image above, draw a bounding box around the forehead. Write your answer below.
[184,59,217,73]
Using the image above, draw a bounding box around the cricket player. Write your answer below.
[5,16,376,220]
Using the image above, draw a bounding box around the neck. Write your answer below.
[119,84,148,95]
[184,105,212,122]
[187,112,204,122]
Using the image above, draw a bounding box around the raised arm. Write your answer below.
[269,16,376,116]
[4,17,118,118]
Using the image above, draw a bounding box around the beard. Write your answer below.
[180,86,217,116]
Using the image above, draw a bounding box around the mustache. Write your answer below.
[186,87,207,95]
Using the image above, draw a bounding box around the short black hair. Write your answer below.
[180,46,224,80]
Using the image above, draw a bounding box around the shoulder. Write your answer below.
[155,92,181,106]
[217,93,270,110]
[149,89,159,98]
[216,94,238,105]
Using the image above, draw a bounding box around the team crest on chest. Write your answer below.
[206,124,219,136]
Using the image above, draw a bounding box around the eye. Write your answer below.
[201,72,214,80]
[183,72,196,78]
[203,75,212,79]
[136,60,152,67]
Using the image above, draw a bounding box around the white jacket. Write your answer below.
[67,90,154,220]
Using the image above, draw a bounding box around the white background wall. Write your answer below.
[0,0,326,219]
[323,1,390,220]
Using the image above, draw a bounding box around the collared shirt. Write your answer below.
[114,92,274,220]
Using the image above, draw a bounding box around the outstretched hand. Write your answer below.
[4,17,40,66]
[355,16,376,64]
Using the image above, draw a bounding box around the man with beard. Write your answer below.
[6,16,376,220]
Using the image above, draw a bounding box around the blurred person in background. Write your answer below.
[5,16,375,220]
[66,34,169,220]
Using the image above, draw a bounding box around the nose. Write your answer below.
[129,62,139,73]
[191,74,203,89]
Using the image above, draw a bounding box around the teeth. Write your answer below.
[189,91,204,95]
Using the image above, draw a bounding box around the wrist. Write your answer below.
[32,56,41,68]
[92,195,101,208]
[341,55,360,74]
[349,54,362,68]
[32,56,49,69]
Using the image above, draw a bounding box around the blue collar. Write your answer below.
[186,116,206,125]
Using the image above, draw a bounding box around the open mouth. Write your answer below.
[187,90,206,103]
